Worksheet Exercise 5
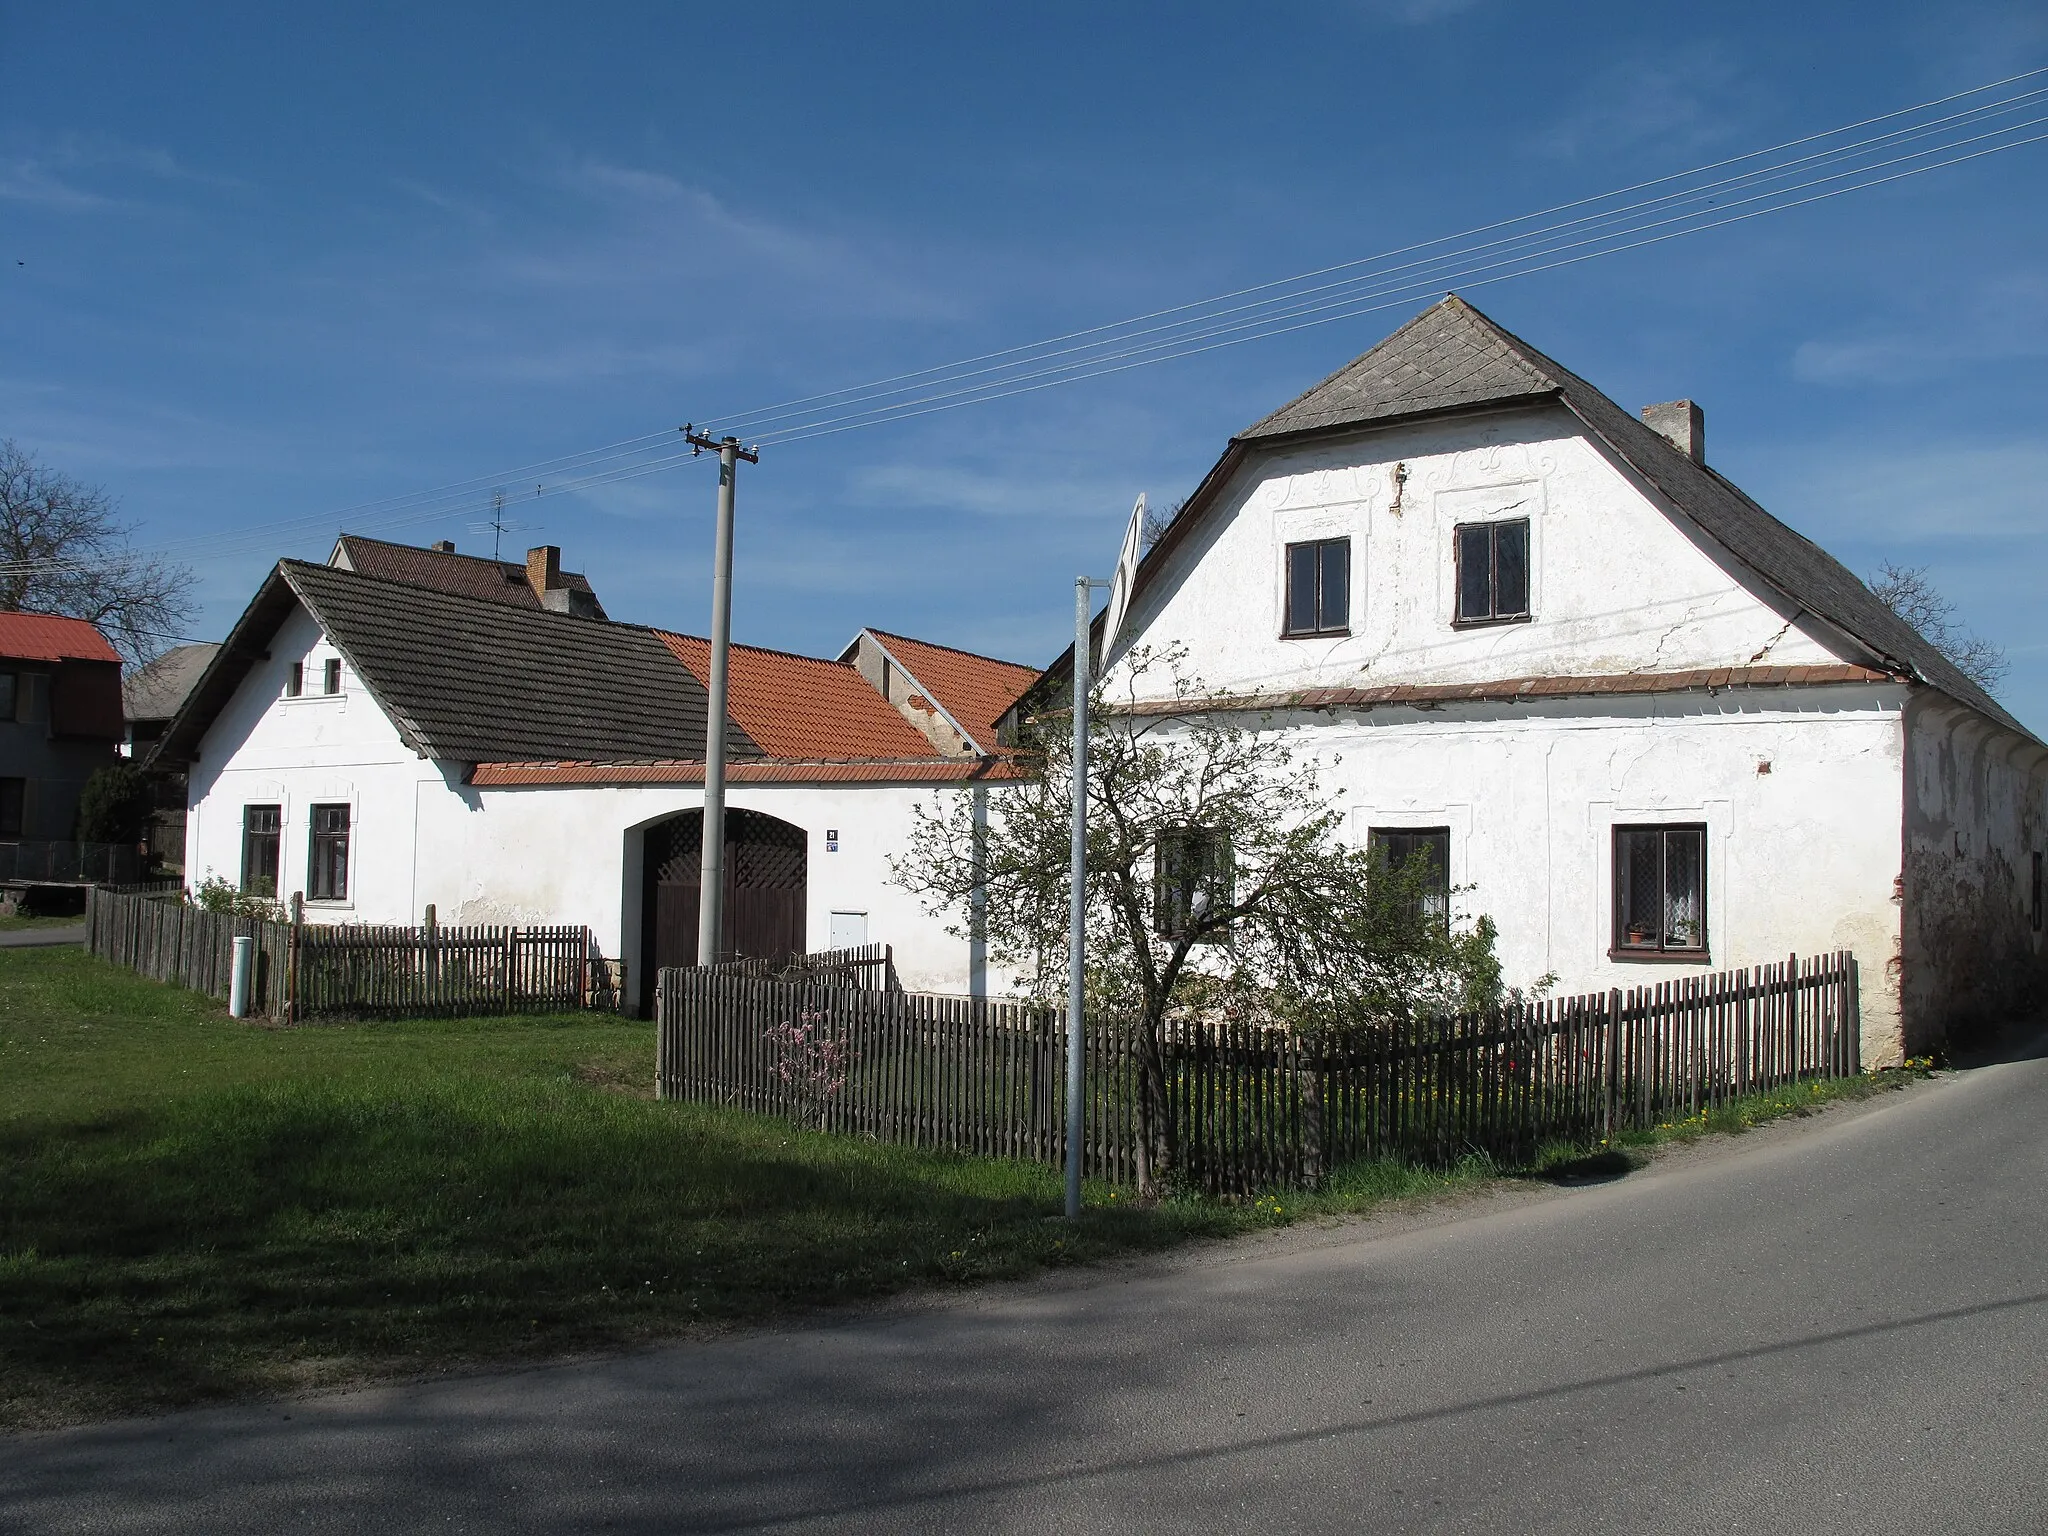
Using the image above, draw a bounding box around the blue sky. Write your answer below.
[4,2,2046,727]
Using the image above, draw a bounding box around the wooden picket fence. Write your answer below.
[657,951,1861,1192]
[86,885,293,1014]
[86,886,618,1021]
[696,943,902,992]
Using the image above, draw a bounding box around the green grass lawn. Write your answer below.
[0,947,1926,1428]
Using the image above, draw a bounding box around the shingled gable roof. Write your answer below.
[151,561,755,769]
[1115,294,2030,741]
[330,533,607,617]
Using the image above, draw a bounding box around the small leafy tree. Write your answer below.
[76,763,152,845]
[896,648,1502,1194]
[764,1010,856,1129]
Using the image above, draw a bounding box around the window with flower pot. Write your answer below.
[1613,824,1707,959]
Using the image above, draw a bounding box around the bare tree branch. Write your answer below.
[0,439,195,663]
[1868,560,2008,697]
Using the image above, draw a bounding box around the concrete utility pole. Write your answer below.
[683,426,759,967]
[1067,574,1108,1220]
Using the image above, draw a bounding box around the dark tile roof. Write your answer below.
[152,562,757,768]
[331,534,607,618]
[123,642,220,722]
[1139,294,2028,741]
[1242,298,1558,439]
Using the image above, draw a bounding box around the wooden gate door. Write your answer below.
[640,809,808,1012]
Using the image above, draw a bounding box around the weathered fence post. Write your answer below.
[1604,989,1623,1140]
[285,892,304,1025]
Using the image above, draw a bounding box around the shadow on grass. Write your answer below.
[0,1079,1221,1427]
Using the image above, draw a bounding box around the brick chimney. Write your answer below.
[1641,400,1705,464]
[430,539,456,553]
[525,545,562,600]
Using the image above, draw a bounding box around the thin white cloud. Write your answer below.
[0,134,236,209]
[1791,270,2048,385]
[1758,439,2048,543]
[1531,49,1754,162]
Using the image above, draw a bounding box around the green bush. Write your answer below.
[75,763,152,844]
[192,875,285,923]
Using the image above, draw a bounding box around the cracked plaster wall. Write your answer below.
[1107,404,1845,697]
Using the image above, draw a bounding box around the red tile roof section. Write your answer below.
[470,758,1027,787]
[660,633,943,761]
[333,534,603,614]
[1113,664,1899,716]
[865,629,1039,748]
[0,612,121,664]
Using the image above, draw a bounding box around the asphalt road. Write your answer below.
[4,1045,2044,1535]
[0,925,84,948]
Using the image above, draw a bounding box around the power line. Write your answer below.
[4,68,2045,580]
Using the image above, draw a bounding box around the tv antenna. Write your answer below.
[467,488,541,561]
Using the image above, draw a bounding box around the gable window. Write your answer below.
[286,662,304,699]
[0,778,24,838]
[323,658,342,695]
[1369,826,1450,926]
[1284,538,1350,637]
[1454,519,1531,624]
[1614,824,1707,958]
[241,805,281,897]
[1154,827,1233,939]
[308,804,350,901]
[0,672,15,720]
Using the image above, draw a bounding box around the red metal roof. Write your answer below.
[660,633,941,761]
[864,629,1038,748]
[0,612,120,664]
[470,757,1026,787]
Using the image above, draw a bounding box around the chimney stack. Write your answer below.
[1641,400,1705,464]
[430,539,456,553]
[525,545,562,600]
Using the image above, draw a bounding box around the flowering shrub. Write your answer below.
[764,1011,855,1129]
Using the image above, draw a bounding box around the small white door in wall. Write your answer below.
[829,910,868,949]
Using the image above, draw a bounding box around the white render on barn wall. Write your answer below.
[1103,408,1930,1064]
[1110,408,1844,697]
[184,603,982,1000]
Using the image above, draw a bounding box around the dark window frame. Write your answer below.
[1282,537,1351,638]
[241,804,281,897]
[307,803,351,902]
[1153,826,1235,940]
[285,662,303,699]
[1368,826,1451,929]
[0,671,15,721]
[2032,851,2042,934]
[1612,823,1709,961]
[323,658,342,695]
[1453,518,1532,626]
[0,777,24,838]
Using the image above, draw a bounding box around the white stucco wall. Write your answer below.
[186,601,983,1007]
[1171,685,1910,1064]
[1901,694,2048,1051]
[185,607,441,920]
[1109,407,1846,699]
[414,778,983,1001]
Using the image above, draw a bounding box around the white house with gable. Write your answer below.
[152,537,1035,1010]
[1065,296,2046,1065]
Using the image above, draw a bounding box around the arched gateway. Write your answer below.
[639,808,807,1011]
